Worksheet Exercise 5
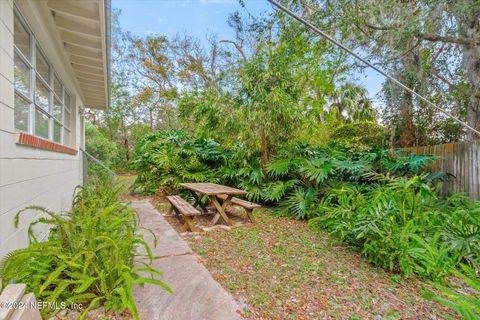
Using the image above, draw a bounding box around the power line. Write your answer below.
[267,0,480,137]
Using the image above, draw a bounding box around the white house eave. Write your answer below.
[47,0,110,109]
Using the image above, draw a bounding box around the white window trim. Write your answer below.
[13,6,74,147]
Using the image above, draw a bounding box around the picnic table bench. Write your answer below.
[217,194,260,223]
[166,183,261,232]
[166,195,202,232]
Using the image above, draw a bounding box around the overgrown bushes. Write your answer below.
[133,130,224,194]
[310,176,480,278]
[133,130,480,281]
[330,121,388,149]
[0,179,170,319]
[85,123,119,175]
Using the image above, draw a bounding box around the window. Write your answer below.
[13,10,74,147]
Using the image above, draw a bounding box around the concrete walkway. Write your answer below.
[131,200,243,320]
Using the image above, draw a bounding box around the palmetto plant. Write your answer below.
[388,152,439,174]
[440,194,480,267]
[133,131,221,193]
[329,82,376,123]
[0,179,171,319]
[132,131,480,280]
[279,187,318,219]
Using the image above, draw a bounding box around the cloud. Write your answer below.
[157,18,165,24]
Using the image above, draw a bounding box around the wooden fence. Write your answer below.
[403,140,480,201]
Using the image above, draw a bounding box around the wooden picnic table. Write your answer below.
[180,182,247,226]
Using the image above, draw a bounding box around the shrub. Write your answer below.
[0,178,171,319]
[330,121,388,149]
[85,123,119,166]
[85,123,119,177]
[133,130,224,194]
[308,174,480,278]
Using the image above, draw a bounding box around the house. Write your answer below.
[0,0,111,260]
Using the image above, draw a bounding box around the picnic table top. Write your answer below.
[180,182,248,196]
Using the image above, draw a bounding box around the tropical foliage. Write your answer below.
[423,265,480,319]
[310,176,480,278]
[133,130,479,281]
[0,179,171,319]
[330,121,388,149]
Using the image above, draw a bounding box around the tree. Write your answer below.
[239,43,303,166]
[129,35,178,129]
[290,0,480,145]
[329,82,376,123]
[348,0,479,143]
[85,123,118,168]
[448,0,480,140]
[85,9,153,170]
[89,2,379,172]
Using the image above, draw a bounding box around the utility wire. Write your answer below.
[267,0,480,137]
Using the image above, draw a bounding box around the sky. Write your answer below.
[114,0,271,42]
[113,0,384,104]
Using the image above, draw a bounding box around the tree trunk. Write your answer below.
[466,96,480,140]
[401,89,415,147]
[149,108,154,130]
[260,130,268,167]
[124,138,130,162]
[455,8,480,140]
[399,39,416,147]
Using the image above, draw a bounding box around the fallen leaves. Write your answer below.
[163,206,456,319]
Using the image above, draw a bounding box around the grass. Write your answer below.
[115,174,137,193]
[182,210,456,319]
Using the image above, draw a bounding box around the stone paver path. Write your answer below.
[131,200,243,320]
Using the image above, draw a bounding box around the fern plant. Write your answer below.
[0,178,171,319]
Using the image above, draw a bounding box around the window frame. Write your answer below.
[13,7,74,147]
[63,90,73,146]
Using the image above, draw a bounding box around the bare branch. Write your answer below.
[431,69,480,98]
[365,22,399,31]
[219,39,247,62]
[417,33,480,46]
[365,22,480,46]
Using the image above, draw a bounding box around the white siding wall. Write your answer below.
[0,1,85,259]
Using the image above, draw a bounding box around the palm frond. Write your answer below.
[298,158,333,184]
[279,187,318,219]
